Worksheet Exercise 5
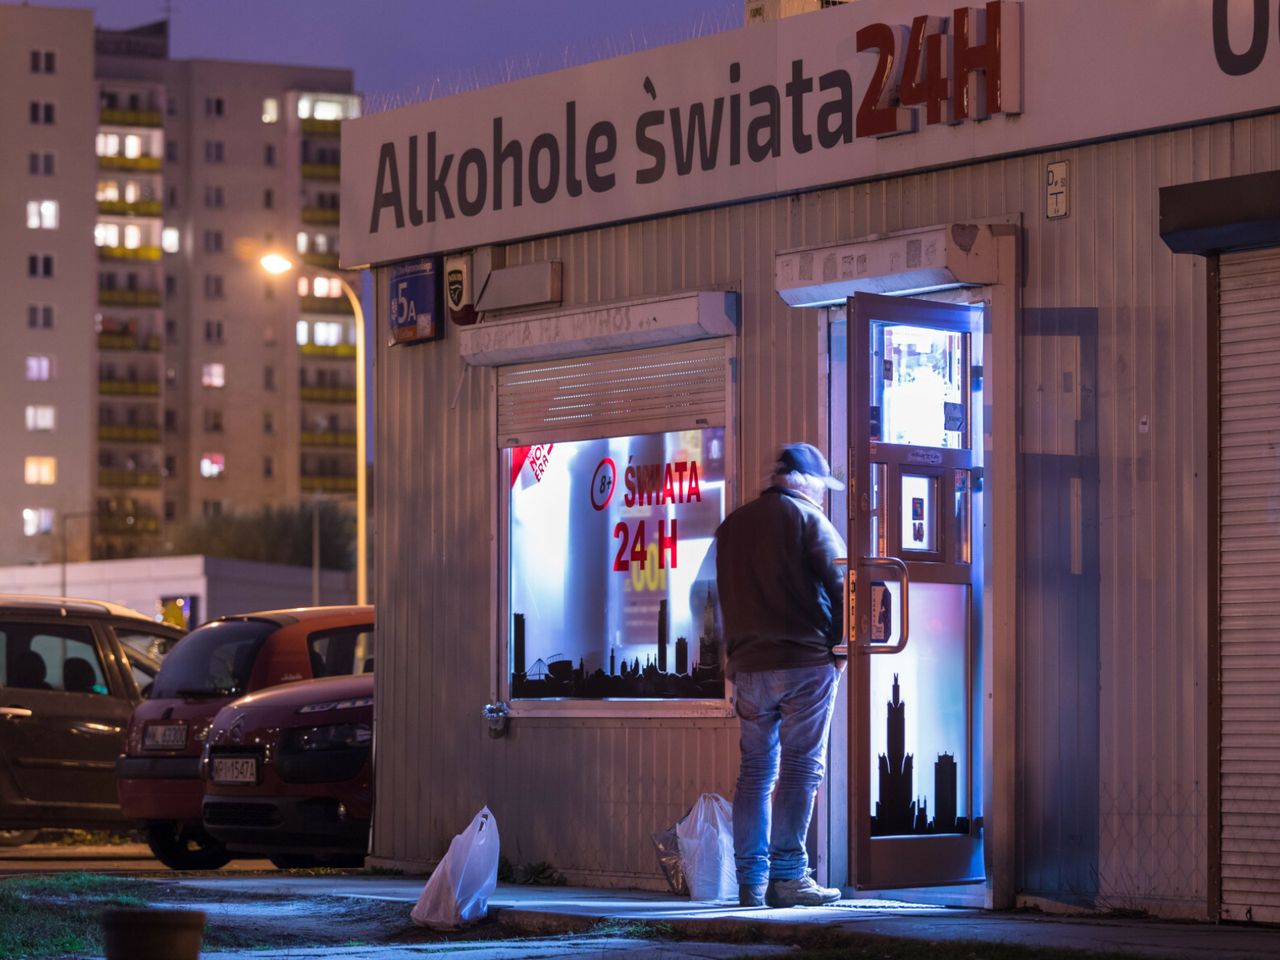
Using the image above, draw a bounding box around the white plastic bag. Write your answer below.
[675,793,736,901]
[410,807,501,929]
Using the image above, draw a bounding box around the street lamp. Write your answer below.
[261,253,368,606]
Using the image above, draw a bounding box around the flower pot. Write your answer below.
[102,907,206,960]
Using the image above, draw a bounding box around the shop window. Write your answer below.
[506,427,727,702]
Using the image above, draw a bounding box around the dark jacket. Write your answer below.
[714,486,847,675]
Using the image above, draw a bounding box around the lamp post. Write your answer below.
[261,253,368,606]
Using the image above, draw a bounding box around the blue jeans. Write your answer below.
[732,663,840,885]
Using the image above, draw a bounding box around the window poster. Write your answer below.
[507,427,726,700]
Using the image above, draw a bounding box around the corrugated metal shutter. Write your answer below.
[497,339,731,447]
[1220,249,1280,922]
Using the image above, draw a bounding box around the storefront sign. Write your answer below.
[342,0,1280,266]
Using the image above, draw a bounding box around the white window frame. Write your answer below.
[495,338,737,720]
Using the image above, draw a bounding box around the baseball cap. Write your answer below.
[776,442,845,490]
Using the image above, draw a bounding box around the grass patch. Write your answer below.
[0,873,156,959]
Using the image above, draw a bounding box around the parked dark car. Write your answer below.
[0,595,181,845]
[202,671,373,868]
[117,606,373,869]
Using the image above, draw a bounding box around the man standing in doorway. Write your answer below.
[716,443,846,908]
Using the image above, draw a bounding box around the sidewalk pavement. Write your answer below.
[172,875,1280,960]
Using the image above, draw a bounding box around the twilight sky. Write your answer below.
[36,0,744,105]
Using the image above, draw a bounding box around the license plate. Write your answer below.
[143,723,186,749]
[212,756,257,784]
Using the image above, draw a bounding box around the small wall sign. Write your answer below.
[388,257,442,345]
[1047,161,1070,219]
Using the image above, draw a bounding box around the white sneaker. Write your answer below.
[765,874,841,907]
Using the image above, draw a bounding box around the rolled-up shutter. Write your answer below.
[1219,248,1280,922]
[497,339,731,447]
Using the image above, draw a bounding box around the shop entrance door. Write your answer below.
[844,292,985,890]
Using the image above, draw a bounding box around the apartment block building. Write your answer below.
[1,5,360,565]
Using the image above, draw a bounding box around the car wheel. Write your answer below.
[0,829,38,847]
[145,823,232,870]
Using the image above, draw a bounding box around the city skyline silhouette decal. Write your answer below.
[510,589,725,699]
[872,673,969,836]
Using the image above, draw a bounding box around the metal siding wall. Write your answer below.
[374,112,1279,903]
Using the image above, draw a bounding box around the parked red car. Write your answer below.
[201,672,373,868]
[116,605,373,869]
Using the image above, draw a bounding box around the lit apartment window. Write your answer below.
[28,152,54,176]
[123,224,141,249]
[24,457,56,485]
[124,181,140,203]
[24,406,55,431]
[296,232,309,254]
[25,355,52,381]
[95,223,119,247]
[201,363,225,388]
[22,508,53,537]
[26,200,58,229]
[296,320,309,346]
[123,134,141,159]
[297,277,309,297]
[96,180,119,202]
[200,453,225,478]
[96,133,120,157]
[262,97,279,123]
[26,305,53,329]
[314,234,330,253]
[161,227,180,254]
[314,321,344,347]
[297,94,359,121]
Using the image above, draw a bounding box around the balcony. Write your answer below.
[300,295,353,315]
[302,252,341,270]
[98,245,163,262]
[99,468,162,489]
[301,118,341,138]
[301,430,356,448]
[301,162,340,181]
[300,343,356,358]
[98,331,162,352]
[99,108,163,128]
[98,199,163,218]
[98,155,162,173]
[300,385,356,404]
[301,475,357,494]
[301,207,340,225]
[99,378,161,397]
[98,289,162,308]
[97,512,161,536]
[98,424,162,443]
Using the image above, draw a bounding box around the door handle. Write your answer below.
[856,555,910,654]
[0,707,33,719]
[832,558,849,657]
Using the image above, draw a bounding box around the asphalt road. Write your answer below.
[0,841,275,875]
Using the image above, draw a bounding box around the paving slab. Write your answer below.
[167,875,1280,960]
[196,938,793,960]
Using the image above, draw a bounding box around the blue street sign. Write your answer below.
[388,258,441,344]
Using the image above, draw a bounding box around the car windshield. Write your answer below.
[151,619,276,699]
